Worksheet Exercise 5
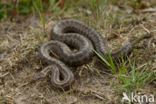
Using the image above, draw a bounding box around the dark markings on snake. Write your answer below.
[39,19,132,89]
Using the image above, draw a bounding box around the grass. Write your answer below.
[32,0,46,33]
[94,50,155,95]
[0,0,62,20]
[117,62,155,94]
[0,0,156,103]
[94,50,117,74]
[0,0,121,31]
[0,96,7,104]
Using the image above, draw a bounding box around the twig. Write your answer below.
[140,7,156,13]
[140,24,151,34]
[148,37,156,49]
[0,72,9,78]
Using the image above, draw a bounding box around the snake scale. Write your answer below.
[39,19,132,89]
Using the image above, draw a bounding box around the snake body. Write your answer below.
[40,19,132,89]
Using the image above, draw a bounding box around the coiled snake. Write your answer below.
[39,19,132,89]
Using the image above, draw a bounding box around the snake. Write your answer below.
[39,19,132,89]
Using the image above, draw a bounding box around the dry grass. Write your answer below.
[0,1,156,104]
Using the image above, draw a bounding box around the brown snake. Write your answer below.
[39,19,132,89]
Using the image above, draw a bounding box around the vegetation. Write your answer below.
[0,0,155,103]
[94,50,155,94]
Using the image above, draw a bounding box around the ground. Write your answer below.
[0,0,156,104]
